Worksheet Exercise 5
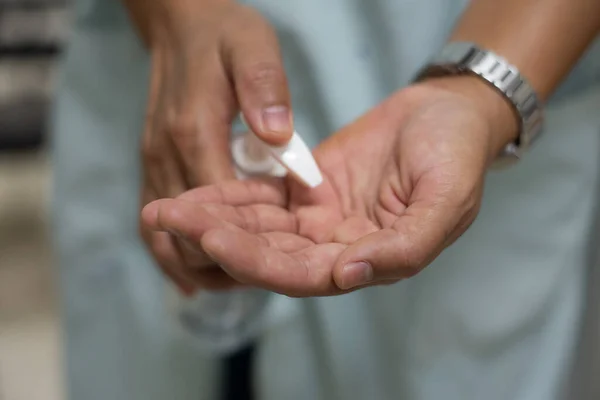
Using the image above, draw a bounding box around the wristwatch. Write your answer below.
[415,42,544,167]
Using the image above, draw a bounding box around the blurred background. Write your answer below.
[0,1,598,400]
[0,0,70,398]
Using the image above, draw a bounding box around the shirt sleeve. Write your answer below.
[166,287,273,355]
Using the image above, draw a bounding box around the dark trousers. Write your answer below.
[221,343,256,400]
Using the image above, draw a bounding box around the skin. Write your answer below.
[124,0,296,292]
[450,0,600,100]
[131,0,600,296]
[143,78,514,296]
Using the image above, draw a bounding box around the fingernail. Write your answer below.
[340,262,373,290]
[262,106,292,134]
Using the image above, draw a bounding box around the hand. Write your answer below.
[142,77,518,296]
[127,0,294,293]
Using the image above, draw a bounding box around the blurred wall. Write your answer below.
[0,0,69,150]
[0,1,71,399]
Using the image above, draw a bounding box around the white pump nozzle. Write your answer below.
[238,115,323,188]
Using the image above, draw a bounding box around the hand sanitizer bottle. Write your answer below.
[166,115,323,354]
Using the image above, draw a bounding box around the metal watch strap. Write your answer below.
[415,42,544,166]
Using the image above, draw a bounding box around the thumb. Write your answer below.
[333,191,479,290]
[222,10,293,146]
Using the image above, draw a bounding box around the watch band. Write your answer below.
[415,42,544,166]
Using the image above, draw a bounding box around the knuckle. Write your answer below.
[450,186,481,232]
[237,206,261,233]
[400,252,421,274]
[161,204,185,229]
[456,199,480,235]
[464,192,481,216]
[166,114,199,142]
[386,227,423,275]
[402,258,424,277]
[454,183,479,210]
[398,240,426,276]
[241,62,285,89]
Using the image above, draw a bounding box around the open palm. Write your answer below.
[143,78,511,297]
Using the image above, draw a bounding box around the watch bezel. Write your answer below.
[415,42,544,168]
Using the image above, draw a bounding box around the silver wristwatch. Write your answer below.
[415,42,544,166]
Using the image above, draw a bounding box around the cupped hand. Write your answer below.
[142,77,518,296]
[128,1,294,293]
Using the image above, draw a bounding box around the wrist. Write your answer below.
[419,75,520,161]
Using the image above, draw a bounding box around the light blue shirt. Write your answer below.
[52,1,600,399]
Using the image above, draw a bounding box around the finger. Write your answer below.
[142,199,298,268]
[142,199,231,268]
[168,49,236,186]
[144,199,298,238]
[177,178,287,207]
[157,139,188,198]
[142,199,229,268]
[202,228,346,297]
[144,141,187,199]
[141,48,167,193]
[150,231,196,295]
[142,50,189,198]
[143,49,163,149]
[176,224,314,270]
[174,236,214,268]
[175,201,299,268]
[222,7,293,145]
[188,267,244,291]
[142,178,194,294]
[151,230,243,292]
[168,108,235,187]
[139,184,157,245]
[190,230,316,272]
[330,216,379,245]
[258,231,315,253]
[333,194,473,290]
